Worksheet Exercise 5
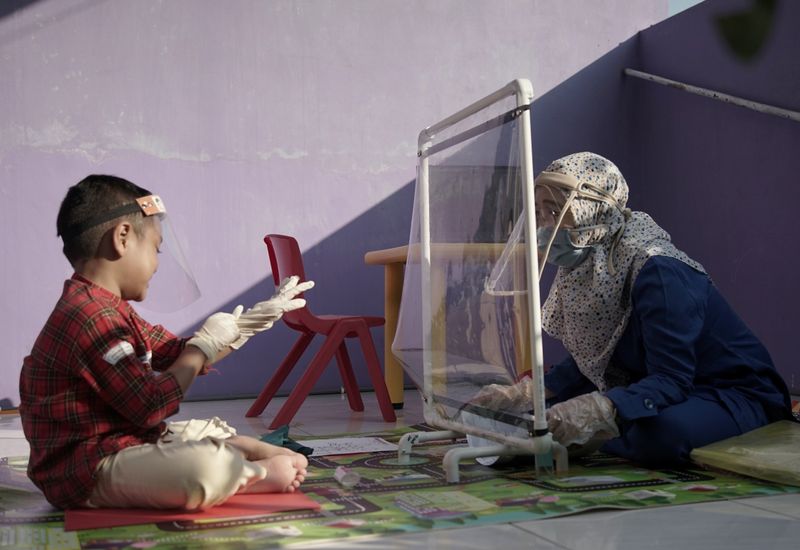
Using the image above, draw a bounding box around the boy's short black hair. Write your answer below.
[56,175,153,266]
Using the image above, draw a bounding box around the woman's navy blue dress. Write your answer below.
[544,256,792,465]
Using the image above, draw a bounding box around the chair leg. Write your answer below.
[335,342,364,412]
[355,323,397,423]
[246,332,314,418]
[269,324,347,429]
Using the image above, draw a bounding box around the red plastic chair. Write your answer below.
[245,234,397,429]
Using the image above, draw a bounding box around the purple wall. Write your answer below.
[628,0,800,392]
[0,0,668,405]
[527,0,799,393]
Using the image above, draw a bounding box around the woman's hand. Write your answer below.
[547,391,619,446]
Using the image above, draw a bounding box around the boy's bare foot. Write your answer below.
[241,454,307,494]
[227,435,308,466]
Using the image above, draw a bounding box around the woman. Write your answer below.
[477,152,793,466]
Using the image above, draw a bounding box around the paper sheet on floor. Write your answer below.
[301,436,398,456]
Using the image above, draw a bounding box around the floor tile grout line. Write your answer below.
[509,522,574,549]
[732,498,800,521]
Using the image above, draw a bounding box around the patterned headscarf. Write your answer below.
[538,152,705,391]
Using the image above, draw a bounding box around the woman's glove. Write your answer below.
[230,276,315,349]
[468,378,534,412]
[187,308,243,363]
[547,391,619,446]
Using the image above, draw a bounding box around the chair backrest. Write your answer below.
[264,234,314,331]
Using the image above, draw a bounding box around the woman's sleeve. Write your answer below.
[545,355,598,404]
[605,258,706,421]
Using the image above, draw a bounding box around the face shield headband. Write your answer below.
[58,195,167,242]
[534,171,631,276]
[59,195,201,312]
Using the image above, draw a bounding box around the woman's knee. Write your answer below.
[610,396,747,467]
[614,414,694,466]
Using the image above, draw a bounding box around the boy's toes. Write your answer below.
[293,455,309,469]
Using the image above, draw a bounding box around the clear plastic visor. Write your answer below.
[139,212,201,313]
[128,195,200,313]
[534,184,572,229]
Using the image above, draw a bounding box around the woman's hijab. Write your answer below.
[539,152,705,390]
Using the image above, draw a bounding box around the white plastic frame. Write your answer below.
[402,79,567,480]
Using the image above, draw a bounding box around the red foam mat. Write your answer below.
[65,491,320,531]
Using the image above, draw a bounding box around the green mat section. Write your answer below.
[1,425,797,549]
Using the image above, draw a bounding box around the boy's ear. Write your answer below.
[110,221,133,257]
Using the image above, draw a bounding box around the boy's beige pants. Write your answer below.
[85,417,266,511]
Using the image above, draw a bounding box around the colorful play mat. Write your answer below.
[1,424,798,549]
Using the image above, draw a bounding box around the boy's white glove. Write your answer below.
[187,307,243,363]
[547,391,619,446]
[230,276,315,349]
[468,378,534,412]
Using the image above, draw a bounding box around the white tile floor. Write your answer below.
[2,390,799,549]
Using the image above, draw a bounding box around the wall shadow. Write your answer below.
[627,0,800,393]
[0,0,40,19]
[0,0,110,48]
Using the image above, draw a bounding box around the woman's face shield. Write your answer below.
[135,196,201,313]
[533,171,632,274]
[533,177,599,274]
[484,183,581,295]
[534,184,574,230]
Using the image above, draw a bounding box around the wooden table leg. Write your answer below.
[384,262,405,408]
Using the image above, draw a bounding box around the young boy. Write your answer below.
[19,175,313,510]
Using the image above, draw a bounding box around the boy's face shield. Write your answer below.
[135,196,201,313]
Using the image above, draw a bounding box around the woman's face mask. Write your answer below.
[537,226,593,268]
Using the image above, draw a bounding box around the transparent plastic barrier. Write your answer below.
[393,84,543,442]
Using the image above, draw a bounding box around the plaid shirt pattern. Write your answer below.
[19,274,186,508]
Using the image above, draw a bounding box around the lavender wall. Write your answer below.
[0,0,668,406]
